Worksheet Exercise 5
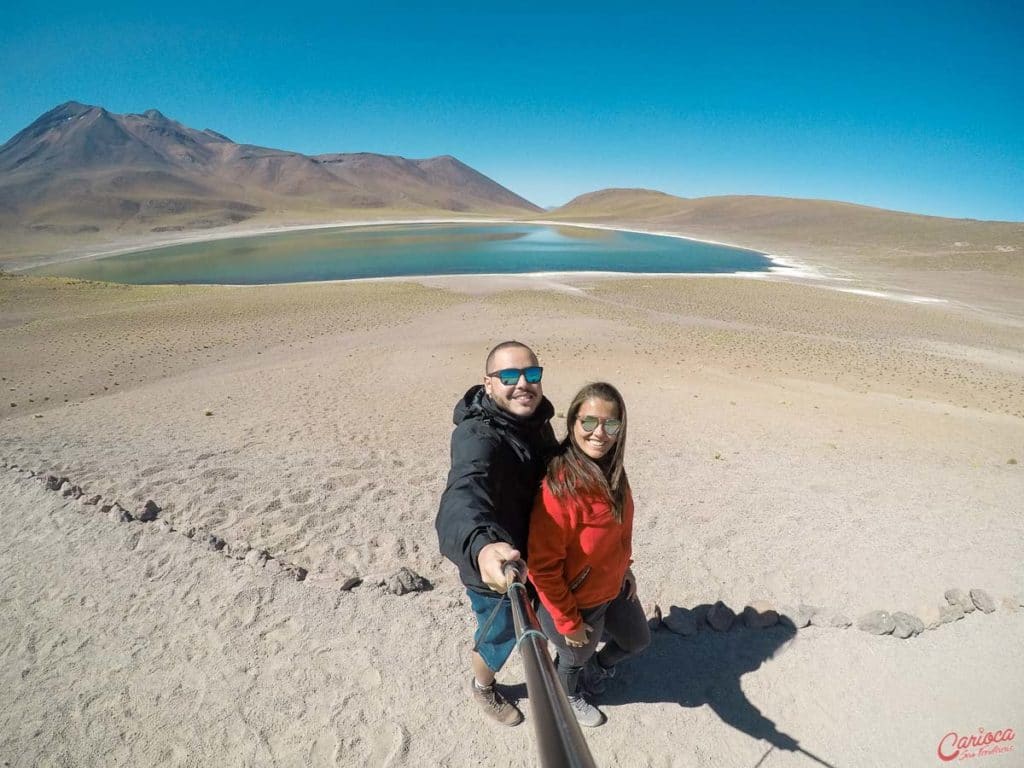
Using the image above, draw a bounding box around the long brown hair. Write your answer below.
[547,382,629,522]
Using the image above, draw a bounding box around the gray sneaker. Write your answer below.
[582,656,616,696]
[469,678,523,726]
[568,694,606,727]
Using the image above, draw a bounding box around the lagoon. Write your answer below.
[33,223,774,285]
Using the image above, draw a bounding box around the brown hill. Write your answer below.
[0,101,541,255]
[547,188,1024,274]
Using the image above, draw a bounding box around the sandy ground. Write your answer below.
[1,256,1023,767]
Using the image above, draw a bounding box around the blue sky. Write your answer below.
[2,1,1022,220]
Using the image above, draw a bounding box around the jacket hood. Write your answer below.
[453,384,555,432]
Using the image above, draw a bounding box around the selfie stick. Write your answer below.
[503,561,598,768]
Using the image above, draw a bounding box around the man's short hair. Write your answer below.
[485,340,537,372]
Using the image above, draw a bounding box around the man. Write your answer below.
[436,341,557,726]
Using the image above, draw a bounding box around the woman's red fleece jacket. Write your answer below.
[528,477,634,635]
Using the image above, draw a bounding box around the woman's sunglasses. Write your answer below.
[486,366,543,386]
[578,415,622,436]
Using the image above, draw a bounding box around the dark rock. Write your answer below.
[205,534,226,552]
[857,610,895,635]
[743,601,780,629]
[68,485,83,499]
[283,564,308,582]
[61,485,75,497]
[386,567,431,595]
[969,588,996,614]
[707,601,736,632]
[45,475,67,491]
[339,576,362,591]
[663,606,697,636]
[83,494,102,506]
[137,500,160,522]
[691,603,712,630]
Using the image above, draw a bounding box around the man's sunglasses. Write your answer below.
[578,415,622,436]
[486,366,543,386]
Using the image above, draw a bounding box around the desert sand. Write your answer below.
[1,226,1022,767]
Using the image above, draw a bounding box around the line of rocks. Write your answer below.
[650,587,1022,640]
[3,460,431,597]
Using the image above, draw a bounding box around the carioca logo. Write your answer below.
[938,728,1015,761]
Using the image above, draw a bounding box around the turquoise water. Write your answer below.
[33,223,774,284]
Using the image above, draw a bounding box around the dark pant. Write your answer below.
[536,579,651,695]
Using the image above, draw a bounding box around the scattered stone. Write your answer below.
[663,606,698,636]
[99,502,114,514]
[646,603,663,632]
[183,527,197,539]
[339,575,362,591]
[779,604,816,629]
[283,564,308,582]
[969,588,996,614]
[226,540,251,559]
[204,410,214,417]
[945,588,975,613]
[61,484,76,497]
[45,475,67,491]
[205,534,226,552]
[244,549,269,568]
[137,500,160,522]
[939,604,965,624]
[742,601,779,629]
[385,567,431,595]
[810,610,851,629]
[891,612,925,639]
[857,610,895,635]
[108,504,133,523]
[83,494,102,506]
[707,601,736,632]
[918,604,943,630]
[691,603,712,630]
[33,413,43,419]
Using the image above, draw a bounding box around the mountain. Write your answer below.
[0,101,541,243]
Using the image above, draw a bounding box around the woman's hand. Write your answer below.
[564,623,593,648]
[624,567,638,602]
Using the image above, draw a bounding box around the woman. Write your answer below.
[528,382,650,727]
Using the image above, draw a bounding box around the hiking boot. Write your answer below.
[469,678,523,726]
[568,693,606,727]
[582,655,616,696]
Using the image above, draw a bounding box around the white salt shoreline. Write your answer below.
[11,216,952,305]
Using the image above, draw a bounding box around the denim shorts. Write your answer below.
[467,588,517,672]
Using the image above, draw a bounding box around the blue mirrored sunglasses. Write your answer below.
[487,366,543,386]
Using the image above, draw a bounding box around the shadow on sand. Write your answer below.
[597,605,839,768]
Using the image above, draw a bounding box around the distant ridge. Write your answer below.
[546,188,1024,275]
[0,101,542,241]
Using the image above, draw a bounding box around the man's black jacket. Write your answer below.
[435,385,557,594]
